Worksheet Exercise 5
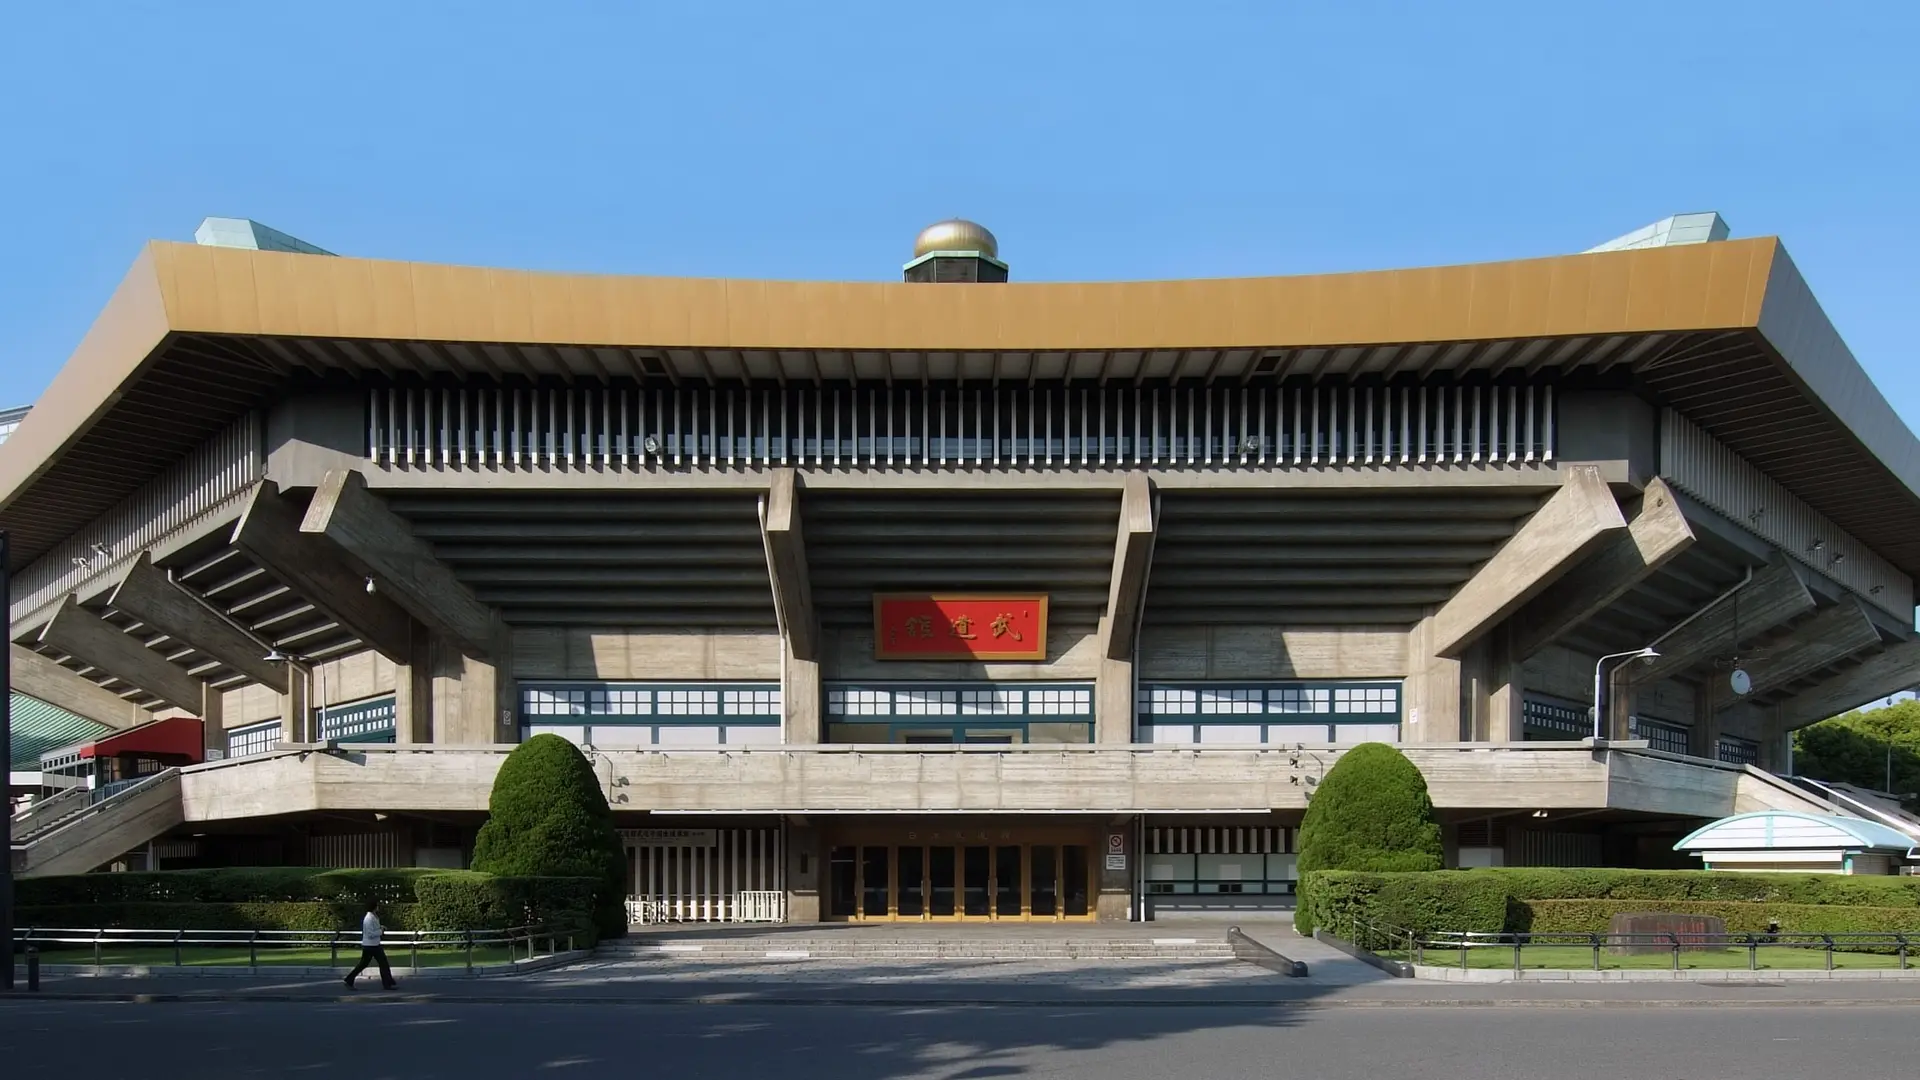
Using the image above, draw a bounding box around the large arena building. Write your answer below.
[6,212,1920,922]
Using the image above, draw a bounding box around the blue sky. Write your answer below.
[2,2,1916,415]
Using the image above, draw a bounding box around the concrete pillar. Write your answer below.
[782,638,821,744]
[1095,623,1134,744]
[199,682,225,760]
[1692,677,1723,760]
[394,623,434,744]
[1096,818,1134,921]
[1403,613,1465,744]
[1487,626,1524,742]
[1759,708,1791,774]
[1458,628,1522,742]
[1607,666,1636,742]
[430,633,515,745]
[785,821,822,923]
[281,661,311,742]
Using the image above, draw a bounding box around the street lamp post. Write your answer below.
[1592,647,1660,741]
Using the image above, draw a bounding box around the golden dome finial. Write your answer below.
[913,219,998,260]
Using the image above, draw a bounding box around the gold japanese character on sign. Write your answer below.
[991,613,1024,642]
[904,615,936,639]
[950,615,977,640]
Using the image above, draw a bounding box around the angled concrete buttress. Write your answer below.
[301,469,501,659]
[1722,597,1883,705]
[1778,638,1920,729]
[1627,556,1818,689]
[1097,472,1156,743]
[1506,477,1696,660]
[7,642,154,730]
[107,551,290,693]
[37,594,204,711]
[1427,465,1627,658]
[761,468,822,743]
[231,481,415,662]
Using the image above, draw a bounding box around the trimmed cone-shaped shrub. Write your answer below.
[1295,742,1443,933]
[472,734,627,938]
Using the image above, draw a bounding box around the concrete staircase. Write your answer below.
[10,769,184,877]
[601,933,1237,962]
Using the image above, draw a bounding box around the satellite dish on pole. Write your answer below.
[1730,669,1753,696]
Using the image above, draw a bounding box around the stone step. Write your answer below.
[599,939,1237,961]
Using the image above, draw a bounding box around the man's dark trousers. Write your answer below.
[347,946,396,989]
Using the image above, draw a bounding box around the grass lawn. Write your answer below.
[1398,944,1913,971]
[30,944,525,969]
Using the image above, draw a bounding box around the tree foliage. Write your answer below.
[1792,701,1920,807]
[472,735,627,937]
[1295,742,1443,933]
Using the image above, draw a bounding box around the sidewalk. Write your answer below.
[12,956,1920,1009]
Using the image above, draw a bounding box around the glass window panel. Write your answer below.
[1331,723,1399,745]
[723,726,781,746]
[590,726,654,748]
[1198,724,1265,745]
[896,846,924,918]
[861,847,891,918]
[828,847,857,918]
[654,726,723,746]
[1062,846,1090,916]
[1147,724,1195,745]
[1146,853,1194,882]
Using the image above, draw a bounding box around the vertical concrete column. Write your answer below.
[1095,621,1135,744]
[1096,817,1135,921]
[430,630,516,745]
[1457,630,1522,742]
[393,623,435,744]
[1403,613,1464,744]
[1758,707,1791,774]
[785,821,822,923]
[783,638,822,744]
[1485,626,1524,742]
[199,683,225,760]
[1607,668,1637,742]
[1691,678,1722,759]
[281,661,311,742]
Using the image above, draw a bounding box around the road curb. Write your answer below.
[11,990,1920,1009]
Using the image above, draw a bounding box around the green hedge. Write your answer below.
[1523,900,1920,938]
[472,734,627,938]
[1293,743,1443,933]
[17,867,439,906]
[15,902,397,932]
[1306,868,1920,939]
[15,868,600,939]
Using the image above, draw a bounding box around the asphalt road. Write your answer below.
[1,1000,1910,1079]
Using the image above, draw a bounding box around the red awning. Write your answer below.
[81,716,204,763]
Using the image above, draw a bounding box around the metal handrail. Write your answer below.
[9,787,92,842]
[9,924,584,973]
[1419,929,1915,973]
[12,769,180,848]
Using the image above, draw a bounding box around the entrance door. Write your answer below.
[827,827,1098,922]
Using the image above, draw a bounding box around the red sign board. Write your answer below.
[873,594,1049,661]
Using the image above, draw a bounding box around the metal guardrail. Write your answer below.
[11,769,179,855]
[10,924,581,973]
[1418,930,1917,973]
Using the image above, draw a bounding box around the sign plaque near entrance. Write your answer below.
[622,828,717,848]
[873,594,1048,661]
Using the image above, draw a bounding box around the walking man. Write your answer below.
[344,899,398,990]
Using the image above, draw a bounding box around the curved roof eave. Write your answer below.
[4,236,1920,578]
